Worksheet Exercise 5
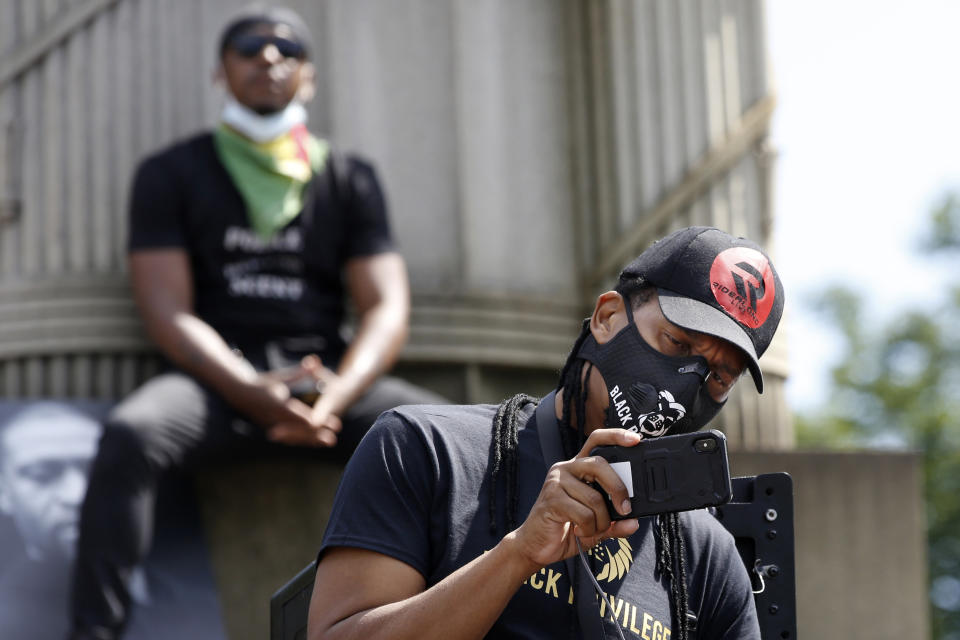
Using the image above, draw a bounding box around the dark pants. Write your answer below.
[69,370,445,639]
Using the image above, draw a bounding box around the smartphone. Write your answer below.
[590,429,732,520]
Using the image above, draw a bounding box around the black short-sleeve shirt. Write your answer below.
[128,133,395,363]
[321,402,761,639]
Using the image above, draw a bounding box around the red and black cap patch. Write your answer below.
[709,247,777,329]
[618,227,785,393]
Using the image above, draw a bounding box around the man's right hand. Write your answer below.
[508,427,643,574]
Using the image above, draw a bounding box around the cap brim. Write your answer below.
[656,288,764,393]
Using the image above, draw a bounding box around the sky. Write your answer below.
[764,0,960,411]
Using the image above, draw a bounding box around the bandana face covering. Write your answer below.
[214,95,328,240]
[576,304,726,438]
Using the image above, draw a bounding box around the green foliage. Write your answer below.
[795,190,960,638]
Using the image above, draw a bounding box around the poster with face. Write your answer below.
[0,401,228,640]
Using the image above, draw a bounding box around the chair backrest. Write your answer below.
[271,473,797,640]
[270,560,317,640]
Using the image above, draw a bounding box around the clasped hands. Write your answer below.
[248,354,346,447]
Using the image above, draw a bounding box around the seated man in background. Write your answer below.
[309,226,784,640]
[69,6,443,640]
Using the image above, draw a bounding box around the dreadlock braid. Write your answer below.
[558,320,594,458]
[489,278,691,638]
[656,513,690,640]
[489,393,538,535]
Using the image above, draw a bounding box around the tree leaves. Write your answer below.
[796,189,960,637]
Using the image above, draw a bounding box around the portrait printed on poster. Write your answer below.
[0,401,228,640]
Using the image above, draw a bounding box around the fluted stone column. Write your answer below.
[0,0,789,440]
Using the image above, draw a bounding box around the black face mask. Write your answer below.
[575,307,726,438]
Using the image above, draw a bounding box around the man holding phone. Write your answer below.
[309,226,784,640]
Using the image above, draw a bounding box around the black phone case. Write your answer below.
[590,429,732,520]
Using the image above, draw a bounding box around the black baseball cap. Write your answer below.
[620,226,785,392]
[218,5,313,60]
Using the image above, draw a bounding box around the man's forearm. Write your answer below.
[144,310,316,430]
[314,533,540,640]
[146,310,260,397]
[129,249,266,406]
[322,251,411,417]
[321,303,408,416]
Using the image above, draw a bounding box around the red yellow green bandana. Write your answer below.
[214,123,328,239]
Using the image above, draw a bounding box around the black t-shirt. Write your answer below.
[128,133,395,365]
[320,402,760,639]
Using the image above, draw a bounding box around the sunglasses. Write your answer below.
[230,34,306,60]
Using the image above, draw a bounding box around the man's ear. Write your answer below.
[589,291,628,345]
